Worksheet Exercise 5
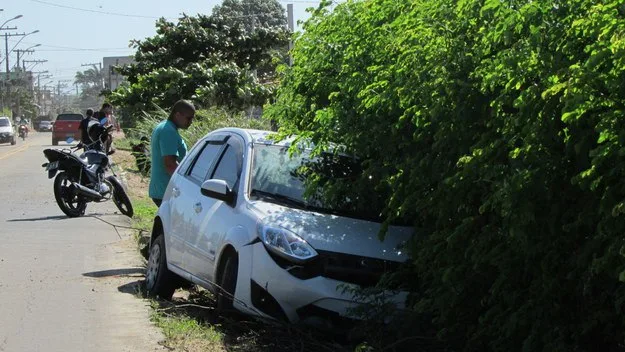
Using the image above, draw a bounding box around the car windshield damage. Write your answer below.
[250,144,393,223]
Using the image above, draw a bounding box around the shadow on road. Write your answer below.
[7,215,68,222]
[83,267,145,279]
[117,280,145,295]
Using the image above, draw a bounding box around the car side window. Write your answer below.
[187,143,223,185]
[210,137,244,190]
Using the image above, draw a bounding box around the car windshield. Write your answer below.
[0,119,9,127]
[40,121,51,125]
[250,144,392,223]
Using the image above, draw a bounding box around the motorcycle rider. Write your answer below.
[17,117,29,138]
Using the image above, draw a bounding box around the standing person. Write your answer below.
[79,108,98,147]
[149,100,195,207]
[98,103,117,154]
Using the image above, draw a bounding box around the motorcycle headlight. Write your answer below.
[257,222,318,264]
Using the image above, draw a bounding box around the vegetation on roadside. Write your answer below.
[124,106,271,150]
[107,0,290,128]
[265,0,625,351]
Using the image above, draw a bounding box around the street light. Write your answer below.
[24,44,41,51]
[8,29,39,55]
[0,15,23,30]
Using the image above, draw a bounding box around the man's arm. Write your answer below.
[163,155,179,175]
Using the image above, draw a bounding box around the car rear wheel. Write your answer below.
[217,251,238,312]
[145,234,177,300]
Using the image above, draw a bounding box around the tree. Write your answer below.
[107,0,289,122]
[74,66,104,109]
[212,0,287,33]
[265,0,625,350]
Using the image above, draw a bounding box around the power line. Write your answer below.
[8,38,130,51]
[30,0,163,19]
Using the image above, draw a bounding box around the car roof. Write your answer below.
[210,128,295,146]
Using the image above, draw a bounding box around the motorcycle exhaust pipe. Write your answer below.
[71,182,104,201]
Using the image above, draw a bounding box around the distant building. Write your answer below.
[103,56,134,91]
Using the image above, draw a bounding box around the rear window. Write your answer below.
[40,121,51,125]
[56,114,83,121]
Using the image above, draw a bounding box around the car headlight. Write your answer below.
[257,222,318,264]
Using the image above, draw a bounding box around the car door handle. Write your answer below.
[194,202,202,213]
[172,187,180,198]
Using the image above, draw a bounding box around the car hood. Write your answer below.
[0,126,12,133]
[248,200,413,262]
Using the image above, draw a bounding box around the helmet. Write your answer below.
[87,120,106,144]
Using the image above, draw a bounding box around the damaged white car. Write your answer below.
[146,128,411,326]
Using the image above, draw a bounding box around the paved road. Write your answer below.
[0,133,164,352]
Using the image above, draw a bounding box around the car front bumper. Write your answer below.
[242,242,407,325]
[0,134,14,143]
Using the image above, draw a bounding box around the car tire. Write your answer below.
[145,234,177,300]
[217,252,238,312]
[10,137,15,145]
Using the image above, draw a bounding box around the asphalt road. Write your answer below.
[0,132,164,352]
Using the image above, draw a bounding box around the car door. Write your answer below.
[184,133,245,283]
[167,134,227,270]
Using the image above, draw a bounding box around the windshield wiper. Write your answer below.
[250,189,313,210]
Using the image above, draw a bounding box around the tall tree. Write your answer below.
[108,0,289,120]
[74,66,104,109]
[212,0,287,33]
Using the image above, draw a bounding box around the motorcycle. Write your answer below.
[41,125,133,218]
[18,125,28,140]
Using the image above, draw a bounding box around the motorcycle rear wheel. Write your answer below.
[54,172,87,217]
[106,176,133,218]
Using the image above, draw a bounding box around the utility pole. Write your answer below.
[33,71,48,108]
[287,4,294,66]
[15,48,34,71]
[23,59,46,72]
[4,32,26,79]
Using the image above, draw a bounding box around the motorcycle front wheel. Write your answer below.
[54,172,87,217]
[106,175,133,218]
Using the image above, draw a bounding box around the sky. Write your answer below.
[1,0,319,95]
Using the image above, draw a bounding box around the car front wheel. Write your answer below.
[145,234,177,300]
[217,251,239,312]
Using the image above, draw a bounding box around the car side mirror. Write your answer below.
[201,179,236,205]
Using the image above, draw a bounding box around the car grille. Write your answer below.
[269,248,402,287]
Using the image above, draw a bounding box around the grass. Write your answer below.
[113,137,361,352]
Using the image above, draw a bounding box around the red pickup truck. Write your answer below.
[52,113,83,145]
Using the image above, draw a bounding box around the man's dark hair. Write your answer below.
[86,108,94,117]
[101,102,112,110]
[169,100,195,120]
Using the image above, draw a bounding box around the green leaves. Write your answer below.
[108,0,290,119]
[266,0,625,350]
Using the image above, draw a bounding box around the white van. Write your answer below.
[0,117,16,145]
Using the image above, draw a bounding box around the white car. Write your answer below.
[146,128,411,325]
[0,117,16,145]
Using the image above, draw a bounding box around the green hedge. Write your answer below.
[265,0,625,350]
[128,106,270,148]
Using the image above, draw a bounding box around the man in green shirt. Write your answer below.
[149,100,195,206]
